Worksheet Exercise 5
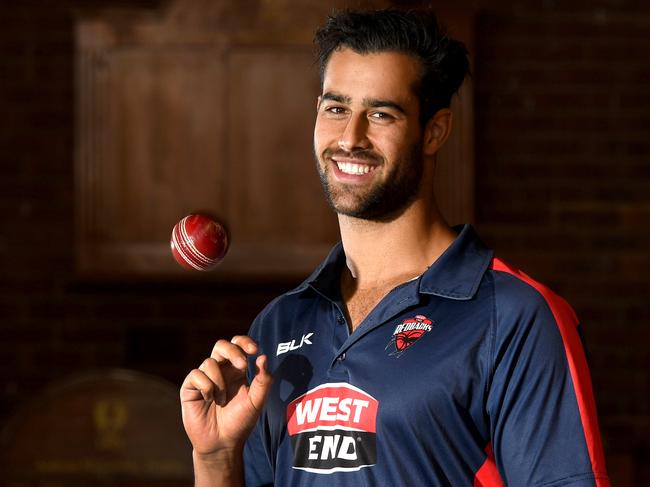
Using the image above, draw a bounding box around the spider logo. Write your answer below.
[385,315,433,357]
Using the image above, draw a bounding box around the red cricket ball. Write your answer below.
[170,214,229,271]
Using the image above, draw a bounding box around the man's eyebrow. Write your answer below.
[321,92,407,115]
[321,92,351,104]
[364,98,407,115]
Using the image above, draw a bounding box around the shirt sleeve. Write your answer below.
[486,267,610,487]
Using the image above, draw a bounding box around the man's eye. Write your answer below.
[370,111,393,120]
[325,106,346,115]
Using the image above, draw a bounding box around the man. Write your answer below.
[181,9,610,486]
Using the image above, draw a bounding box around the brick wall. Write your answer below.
[0,1,648,484]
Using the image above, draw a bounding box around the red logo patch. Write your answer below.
[385,314,433,357]
[286,383,378,474]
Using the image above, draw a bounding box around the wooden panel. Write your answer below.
[227,47,338,244]
[221,47,340,275]
[75,0,474,279]
[77,47,229,276]
[104,49,227,242]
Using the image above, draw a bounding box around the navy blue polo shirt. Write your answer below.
[244,225,610,486]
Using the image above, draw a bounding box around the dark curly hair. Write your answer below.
[314,9,470,124]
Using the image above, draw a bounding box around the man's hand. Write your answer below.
[180,336,272,463]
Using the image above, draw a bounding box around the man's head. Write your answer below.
[314,9,470,126]
[312,9,469,221]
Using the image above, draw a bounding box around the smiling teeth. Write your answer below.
[337,162,374,175]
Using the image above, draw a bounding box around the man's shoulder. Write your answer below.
[486,256,578,326]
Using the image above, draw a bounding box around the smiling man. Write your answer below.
[315,49,428,221]
[180,9,610,486]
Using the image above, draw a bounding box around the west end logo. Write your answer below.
[286,383,378,474]
[385,314,434,357]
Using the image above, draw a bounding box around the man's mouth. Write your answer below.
[335,161,377,175]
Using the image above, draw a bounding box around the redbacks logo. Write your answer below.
[286,383,378,474]
[385,314,434,357]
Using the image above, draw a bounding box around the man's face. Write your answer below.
[314,48,425,221]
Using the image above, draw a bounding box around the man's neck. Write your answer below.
[337,200,457,289]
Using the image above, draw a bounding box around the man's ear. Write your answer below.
[423,108,453,156]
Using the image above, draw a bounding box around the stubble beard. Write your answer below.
[314,142,424,222]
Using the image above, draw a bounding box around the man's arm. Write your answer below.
[192,450,245,487]
[193,449,244,487]
[180,335,273,487]
[488,261,610,486]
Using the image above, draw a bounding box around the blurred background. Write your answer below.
[0,0,648,485]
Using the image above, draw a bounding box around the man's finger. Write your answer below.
[180,368,217,403]
[198,358,228,406]
[210,339,248,369]
[231,335,259,355]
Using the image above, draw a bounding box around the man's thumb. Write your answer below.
[249,354,273,411]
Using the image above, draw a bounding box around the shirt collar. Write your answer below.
[418,224,494,300]
[287,224,493,301]
[287,242,346,298]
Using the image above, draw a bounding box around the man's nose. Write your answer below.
[338,113,370,152]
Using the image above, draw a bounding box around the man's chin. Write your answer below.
[319,175,408,221]
[329,197,409,223]
[326,193,372,217]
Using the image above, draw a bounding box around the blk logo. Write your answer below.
[277,332,314,356]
